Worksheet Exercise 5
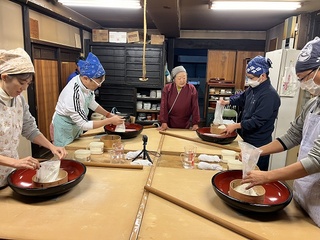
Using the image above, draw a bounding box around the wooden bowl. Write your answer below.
[32,169,68,188]
[104,123,143,139]
[210,124,227,134]
[100,135,121,150]
[211,170,293,213]
[196,127,237,145]
[229,179,265,204]
[8,159,86,197]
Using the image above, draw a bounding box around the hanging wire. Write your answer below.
[139,0,148,81]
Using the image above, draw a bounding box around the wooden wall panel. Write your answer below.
[61,62,76,88]
[206,50,236,82]
[234,51,264,90]
[34,59,59,140]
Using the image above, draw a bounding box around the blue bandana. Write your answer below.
[79,52,105,78]
[246,55,272,76]
[295,37,320,73]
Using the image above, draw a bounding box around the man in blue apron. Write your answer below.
[242,37,320,227]
[52,52,124,147]
[0,48,67,187]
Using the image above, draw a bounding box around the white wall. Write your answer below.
[0,0,32,158]
[29,10,81,48]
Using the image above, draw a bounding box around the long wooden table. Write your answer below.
[0,128,318,239]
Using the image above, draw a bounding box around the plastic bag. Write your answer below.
[35,160,61,183]
[115,122,126,132]
[213,101,224,125]
[238,141,262,178]
[280,66,299,97]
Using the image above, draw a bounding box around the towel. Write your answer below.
[197,162,223,171]
[131,159,152,166]
[125,150,142,160]
[198,154,220,163]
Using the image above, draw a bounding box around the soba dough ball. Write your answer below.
[234,183,258,196]
[218,124,226,129]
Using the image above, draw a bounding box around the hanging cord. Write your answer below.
[139,0,148,81]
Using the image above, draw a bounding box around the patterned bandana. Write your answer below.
[246,55,272,76]
[295,37,320,73]
[79,52,105,79]
[0,48,35,74]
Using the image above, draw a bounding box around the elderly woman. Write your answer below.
[242,37,320,227]
[0,48,67,187]
[52,52,123,147]
[158,65,200,131]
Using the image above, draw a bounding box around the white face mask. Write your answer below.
[300,67,320,95]
[247,75,262,88]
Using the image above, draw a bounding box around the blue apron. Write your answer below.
[53,92,92,147]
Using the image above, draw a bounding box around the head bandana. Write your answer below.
[171,65,186,79]
[295,37,320,73]
[79,52,105,79]
[246,55,272,76]
[0,48,35,74]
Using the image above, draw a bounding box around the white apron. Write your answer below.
[294,102,320,227]
[0,97,23,187]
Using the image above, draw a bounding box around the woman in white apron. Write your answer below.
[241,37,320,227]
[52,52,124,147]
[0,48,67,188]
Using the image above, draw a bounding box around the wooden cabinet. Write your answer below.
[204,82,235,125]
[206,50,236,82]
[234,51,264,90]
[136,88,161,125]
[89,42,166,88]
[87,42,166,124]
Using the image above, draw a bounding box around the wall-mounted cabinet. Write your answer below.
[206,50,236,82]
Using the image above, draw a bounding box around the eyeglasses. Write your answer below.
[90,76,105,87]
[298,68,317,82]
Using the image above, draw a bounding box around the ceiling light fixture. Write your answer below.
[58,0,141,9]
[209,1,301,10]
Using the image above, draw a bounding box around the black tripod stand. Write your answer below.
[132,135,153,164]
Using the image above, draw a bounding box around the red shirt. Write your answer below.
[159,83,200,128]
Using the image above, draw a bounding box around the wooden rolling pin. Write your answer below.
[84,161,143,170]
[144,185,267,240]
[159,131,240,152]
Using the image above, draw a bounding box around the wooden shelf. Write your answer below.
[136,109,159,113]
[137,97,161,100]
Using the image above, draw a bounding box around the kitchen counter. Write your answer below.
[0,128,318,239]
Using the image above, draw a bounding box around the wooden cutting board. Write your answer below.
[139,168,319,239]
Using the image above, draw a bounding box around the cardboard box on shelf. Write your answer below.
[92,29,109,42]
[127,31,144,43]
[151,34,165,45]
[109,31,127,43]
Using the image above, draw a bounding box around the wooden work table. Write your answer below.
[0,128,318,239]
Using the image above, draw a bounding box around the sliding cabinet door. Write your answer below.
[33,59,59,140]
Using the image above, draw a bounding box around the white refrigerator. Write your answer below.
[266,49,301,170]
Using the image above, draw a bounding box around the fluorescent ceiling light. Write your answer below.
[58,0,141,9]
[210,1,301,10]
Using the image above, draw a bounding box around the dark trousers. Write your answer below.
[257,155,270,171]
